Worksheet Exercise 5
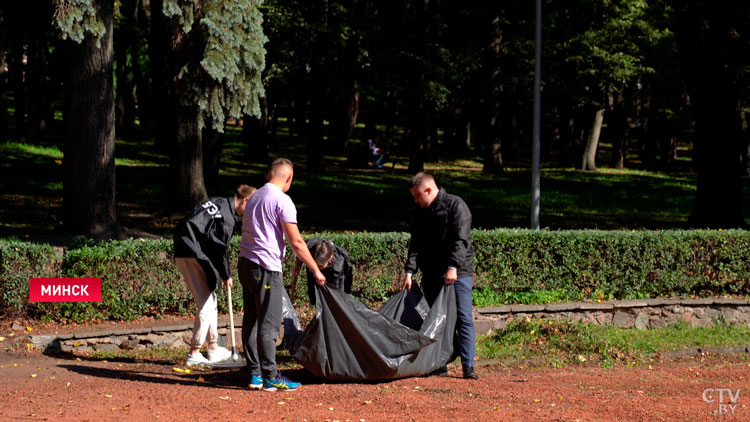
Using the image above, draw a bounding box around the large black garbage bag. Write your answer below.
[286,284,456,381]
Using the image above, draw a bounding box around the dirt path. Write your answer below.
[1,348,748,422]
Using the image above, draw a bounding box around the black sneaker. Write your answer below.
[430,365,449,377]
[462,366,478,380]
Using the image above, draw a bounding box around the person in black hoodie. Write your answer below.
[174,184,257,366]
[401,172,478,380]
[291,238,353,306]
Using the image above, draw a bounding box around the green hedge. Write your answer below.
[0,242,63,315]
[471,229,750,305]
[1,229,749,322]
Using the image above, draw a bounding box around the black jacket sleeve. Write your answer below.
[404,213,422,275]
[447,197,472,270]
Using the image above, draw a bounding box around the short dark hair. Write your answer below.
[409,172,436,189]
[235,184,257,200]
[310,239,333,268]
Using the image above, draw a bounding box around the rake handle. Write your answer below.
[227,286,237,354]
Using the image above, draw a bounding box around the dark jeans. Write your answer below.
[238,257,283,380]
[422,275,476,369]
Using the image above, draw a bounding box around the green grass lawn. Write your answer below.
[1,119,749,242]
[477,318,750,368]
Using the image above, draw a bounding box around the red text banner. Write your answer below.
[29,278,102,302]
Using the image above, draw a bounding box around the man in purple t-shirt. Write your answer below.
[238,158,325,392]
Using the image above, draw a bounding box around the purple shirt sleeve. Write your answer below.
[278,193,297,224]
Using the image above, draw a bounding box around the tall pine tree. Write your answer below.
[55,0,122,239]
[160,0,268,214]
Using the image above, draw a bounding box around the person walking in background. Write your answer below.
[400,172,478,380]
[238,158,326,392]
[291,237,353,306]
[367,137,386,169]
[173,184,257,366]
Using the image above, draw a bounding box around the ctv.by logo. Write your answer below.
[703,388,741,416]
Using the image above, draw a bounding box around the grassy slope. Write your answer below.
[1,120,749,242]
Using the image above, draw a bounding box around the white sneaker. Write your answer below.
[186,352,212,366]
[207,346,232,363]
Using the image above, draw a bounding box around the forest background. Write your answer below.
[0,0,749,242]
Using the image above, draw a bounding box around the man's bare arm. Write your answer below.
[283,222,326,285]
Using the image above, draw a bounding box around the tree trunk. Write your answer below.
[269,101,279,137]
[483,136,503,174]
[63,0,121,239]
[482,13,503,174]
[555,107,576,167]
[675,2,746,228]
[340,80,359,150]
[483,99,504,174]
[26,8,52,143]
[463,119,471,152]
[135,0,152,128]
[660,133,678,168]
[581,108,604,171]
[149,0,170,152]
[306,88,325,172]
[640,111,659,170]
[427,109,439,161]
[0,6,5,139]
[0,47,7,142]
[407,97,427,173]
[115,0,138,138]
[609,92,630,169]
[742,110,750,177]
[168,103,207,214]
[8,35,26,141]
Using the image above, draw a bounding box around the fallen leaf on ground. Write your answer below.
[219,396,230,400]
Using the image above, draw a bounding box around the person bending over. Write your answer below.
[174,184,256,366]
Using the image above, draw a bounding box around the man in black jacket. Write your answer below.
[401,172,478,380]
[174,184,256,366]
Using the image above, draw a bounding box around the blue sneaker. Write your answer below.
[262,373,301,392]
[248,375,263,390]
